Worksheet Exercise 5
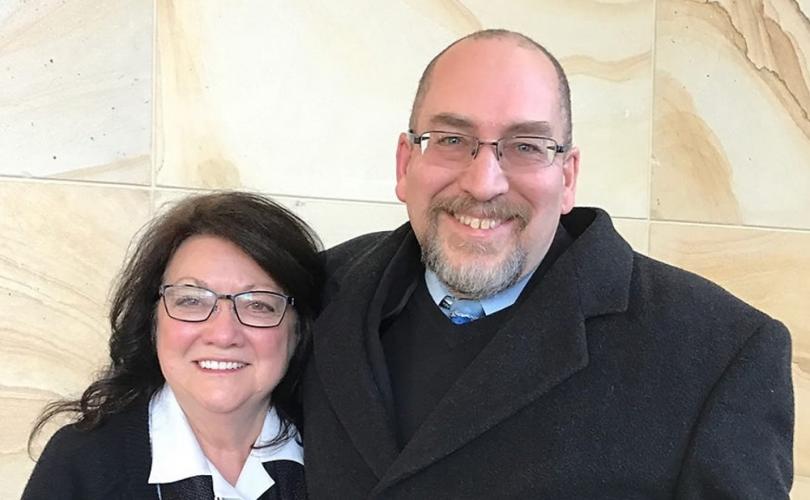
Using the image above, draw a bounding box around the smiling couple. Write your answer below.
[23,29,793,500]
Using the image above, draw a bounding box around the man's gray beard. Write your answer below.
[421,236,527,300]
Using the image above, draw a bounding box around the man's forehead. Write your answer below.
[416,38,561,136]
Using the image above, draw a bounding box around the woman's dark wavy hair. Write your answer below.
[29,191,324,453]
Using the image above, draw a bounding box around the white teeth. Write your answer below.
[454,214,502,230]
[197,360,246,370]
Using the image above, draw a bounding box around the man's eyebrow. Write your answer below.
[423,115,556,138]
[504,121,554,137]
[425,113,476,131]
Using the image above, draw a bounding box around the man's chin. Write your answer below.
[442,253,505,272]
[426,248,526,299]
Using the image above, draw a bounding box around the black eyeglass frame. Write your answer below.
[407,130,569,167]
[158,284,295,328]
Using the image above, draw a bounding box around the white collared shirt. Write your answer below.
[148,385,303,500]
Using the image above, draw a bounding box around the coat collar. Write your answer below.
[313,223,414,479]
[314,207,634,491]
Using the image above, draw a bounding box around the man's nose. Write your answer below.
[457,142,509,201]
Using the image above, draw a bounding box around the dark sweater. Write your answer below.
[382,280,509,445]
[22,400,157,499]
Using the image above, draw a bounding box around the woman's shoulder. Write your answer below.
[46,399,149,454]
[22,400,153,499]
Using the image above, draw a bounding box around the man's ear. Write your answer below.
[395,132,413,202]
[560,146,580,214]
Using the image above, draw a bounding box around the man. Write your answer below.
[303,29,793,499]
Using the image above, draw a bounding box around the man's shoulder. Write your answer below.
[324,231,392,273]
[323,222,413,276]
[625,251,788,357]
[563,207,780,333]
[634,252,766,316]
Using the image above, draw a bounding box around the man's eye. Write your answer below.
[514,142,543,154]
[435,135,466,147]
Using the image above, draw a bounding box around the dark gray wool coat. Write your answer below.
[302,207,793,499]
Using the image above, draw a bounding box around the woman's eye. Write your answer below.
[247,301,276,314]
[175,296,201,307]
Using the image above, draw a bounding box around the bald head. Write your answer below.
[408,29,572,145]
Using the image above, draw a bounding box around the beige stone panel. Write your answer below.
[155,1,438,199]
[275,198,408,248]
[648,222,810,478]
[653,0,810,229]
[154,190,408,249]
[0,181,150,497]
[794,474,810,499]
[612,217,649,254]
[0,391,73,498]
[573,74,652,218]
[0,0,153,185]
[155,1,653,215]
[464,0,655,218]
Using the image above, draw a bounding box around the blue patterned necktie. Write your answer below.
[442,296,485,324]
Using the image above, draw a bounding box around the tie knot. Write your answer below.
[441,296,485,324]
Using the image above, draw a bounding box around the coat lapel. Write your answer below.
[373,208,634,492]
[313,226,412,479]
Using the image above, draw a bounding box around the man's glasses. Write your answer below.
[158,284,294,328]
[408,130,568,170]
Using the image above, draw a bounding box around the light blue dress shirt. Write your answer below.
[424,267,536,318]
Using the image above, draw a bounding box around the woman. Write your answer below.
[23,191,324,500]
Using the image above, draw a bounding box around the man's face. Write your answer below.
[395,37,579,299]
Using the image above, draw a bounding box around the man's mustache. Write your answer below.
[429,195,530,229]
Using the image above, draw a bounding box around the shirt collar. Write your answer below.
[424,266,536,317]
[148,384,303,499]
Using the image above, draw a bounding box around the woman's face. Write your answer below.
[155,234,297,420]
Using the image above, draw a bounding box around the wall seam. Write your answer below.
[149,0,158,217]
[648,0,659,254]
